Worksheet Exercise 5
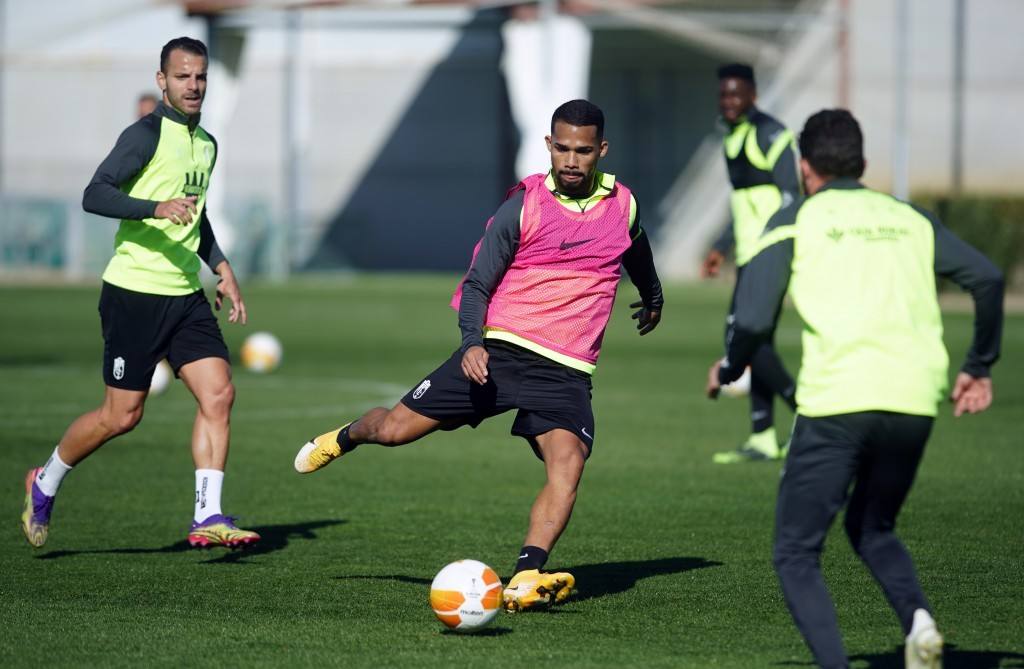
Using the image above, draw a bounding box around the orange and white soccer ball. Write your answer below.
[240,332,282,373]
[430,559,503,633]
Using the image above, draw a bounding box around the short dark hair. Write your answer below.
[717,63,755,86]
[798,109,866,179]
[160,37,208,73]
[551,99,604,138]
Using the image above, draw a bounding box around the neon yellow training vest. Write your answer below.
[102,117,216,295]
[776,188,949,417]
[723,119,795,266]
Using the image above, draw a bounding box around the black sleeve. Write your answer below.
[197,210,227,272]
[756,119,801,200]
[457,191,524,351]
[913,205,1005,377]
[82,117,161,221]
[718,204,799,384]
[621,221,664,311]
[770,145,801,201]
[711,222,735,256]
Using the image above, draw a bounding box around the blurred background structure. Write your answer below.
[1,0,1022,281]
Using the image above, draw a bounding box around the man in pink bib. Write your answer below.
[293,100,663,611]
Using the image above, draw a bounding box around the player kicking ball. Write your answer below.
[294,100,663,611]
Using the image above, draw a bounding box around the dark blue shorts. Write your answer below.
[400,340,595,457]
[98,281,230,391]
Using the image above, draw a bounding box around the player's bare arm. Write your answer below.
[212,261,247,325]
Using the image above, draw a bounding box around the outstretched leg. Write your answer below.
[294,402,444,473]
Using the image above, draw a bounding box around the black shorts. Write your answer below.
[98,282,230,391]
[400,340,595,458]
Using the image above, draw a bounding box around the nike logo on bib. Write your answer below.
[559,238,594,251]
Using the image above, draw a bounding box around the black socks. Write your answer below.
[514,545,549,574]
[336,423,357,454]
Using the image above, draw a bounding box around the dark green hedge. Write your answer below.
[914,195,1024,287]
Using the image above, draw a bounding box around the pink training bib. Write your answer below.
[452,173,633,366]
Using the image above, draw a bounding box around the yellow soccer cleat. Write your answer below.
[294,423,351,474]
[187,514,260,548]
[502,569,575,612]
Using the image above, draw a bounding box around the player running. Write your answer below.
[20,37,259,550]
[702,63,800,463]
[708,109,1004,669]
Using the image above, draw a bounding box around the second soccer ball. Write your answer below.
[240,332,282,373]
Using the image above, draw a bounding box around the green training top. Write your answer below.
[719,179,1004,418]
[83,102,221,296]
[715,107,800,266]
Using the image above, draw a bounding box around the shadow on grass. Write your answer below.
[333,556,721,604]
[35,519,345,564]
[566,556,723,602]
[334,574,432,585]
[776,644,1024,668]
[440,627,513,637]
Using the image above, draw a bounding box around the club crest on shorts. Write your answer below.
[413,379,431,399]
[113,356,125,380]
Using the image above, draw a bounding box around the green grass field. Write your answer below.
[1,276,1021,668]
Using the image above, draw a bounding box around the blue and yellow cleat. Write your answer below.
[294,423,351,474]
[187,514,260,548]
[502,569,575,612]
[21,467,54,548]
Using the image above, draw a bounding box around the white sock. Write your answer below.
[908,608,937,637]
[36,447,72,497]
[194,469,224,523]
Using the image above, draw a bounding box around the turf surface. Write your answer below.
[1,276,1021,668]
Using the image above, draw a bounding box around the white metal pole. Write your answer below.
[951,0,966,194]
[541,0,557,93]
[278,9,300,281]
[892,0,910,200]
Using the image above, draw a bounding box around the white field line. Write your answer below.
[0,371,409,427]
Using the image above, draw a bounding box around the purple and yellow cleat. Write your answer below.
[187,514,261,548]
[21,467,55,548]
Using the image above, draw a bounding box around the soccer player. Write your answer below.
[703,63,799,463]
[295,99,664,611]
[20,37,260,550]
[707,109,1004,669]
